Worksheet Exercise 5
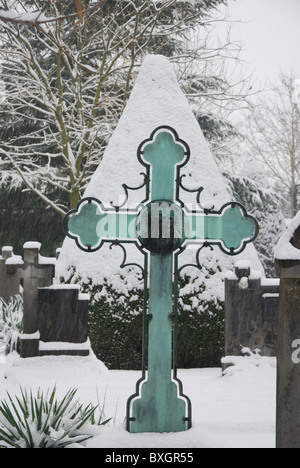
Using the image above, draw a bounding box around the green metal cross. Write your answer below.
[63,126,259,433]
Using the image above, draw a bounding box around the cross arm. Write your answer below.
[63,198,138,252]
[186,202,259,255]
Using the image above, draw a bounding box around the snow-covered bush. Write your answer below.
[0,387,109,449]
[74,273,224,370]
[177,275,224,368]
[0,295,23,354]
[224,168,286,277]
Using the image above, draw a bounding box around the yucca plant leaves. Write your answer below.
[0,387,108,448]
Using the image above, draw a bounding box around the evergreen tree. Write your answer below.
[224,160,286,277]
[0,185,63,256]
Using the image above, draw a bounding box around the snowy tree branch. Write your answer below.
[0,1,108,26]
[1,149,67,215]
[0,0,249,214]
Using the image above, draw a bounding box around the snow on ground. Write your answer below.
[0,351,276,449]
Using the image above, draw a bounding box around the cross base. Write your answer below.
[129,377,188,433]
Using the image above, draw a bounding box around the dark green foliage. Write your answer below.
[225,170,286,277]
[177,307,224,368]
[0,186,64,256]
[194,110,237,148]
[77,276,224,370]
[81,279,144,370]
[177,276,224,368]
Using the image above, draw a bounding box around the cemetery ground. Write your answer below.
[0,349,276,449]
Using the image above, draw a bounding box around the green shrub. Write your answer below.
[177,302,224,368]
[84,279,144,370]
[0,387,110,448]
[176,275,225,368]
[79,276,224,370]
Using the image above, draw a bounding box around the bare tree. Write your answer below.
[0,0,248,215]
[245,73,300,217]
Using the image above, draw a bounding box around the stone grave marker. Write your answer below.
[38,285,90,357]
[63,126,259,433]
[0,246,20,301]
[224,261,279,363]
[1,242,90,358]
[6,242,56,358]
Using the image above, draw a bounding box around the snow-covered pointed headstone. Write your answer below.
[57,55,263,291]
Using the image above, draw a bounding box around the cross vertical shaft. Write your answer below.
[147,254,173,379]
[131,252,186,432]
[130,128,189,432]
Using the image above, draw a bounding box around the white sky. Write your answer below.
[219,0,300,88]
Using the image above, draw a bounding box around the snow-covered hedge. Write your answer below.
[70,272,224,370]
